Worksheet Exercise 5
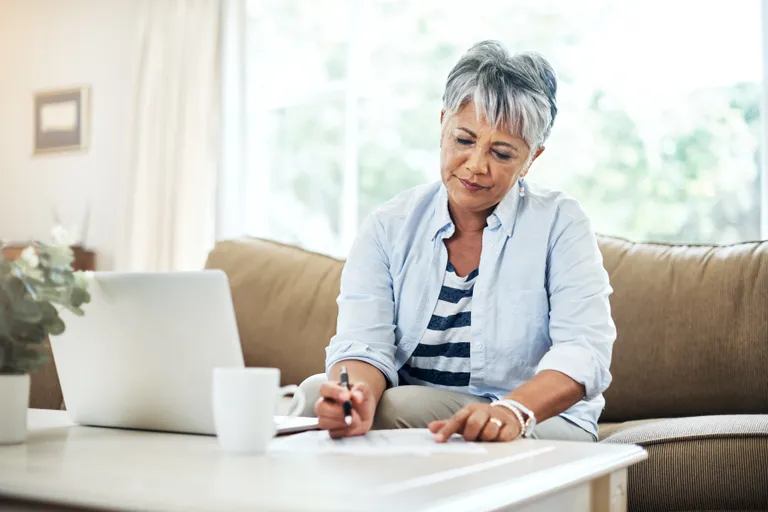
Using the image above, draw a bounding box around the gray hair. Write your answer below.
[442,40,558,150]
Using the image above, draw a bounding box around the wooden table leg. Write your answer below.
[590,468,628,512]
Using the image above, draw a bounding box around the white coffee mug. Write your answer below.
[213,367,305,454]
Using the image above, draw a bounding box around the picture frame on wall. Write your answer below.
[33,86,91,155]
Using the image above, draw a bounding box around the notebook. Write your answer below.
[275,416,319,436]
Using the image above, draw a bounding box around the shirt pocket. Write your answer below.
[491,289,551,369]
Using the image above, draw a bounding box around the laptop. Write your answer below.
[50,270,317,436]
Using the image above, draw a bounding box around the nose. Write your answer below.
[466,147,489,174]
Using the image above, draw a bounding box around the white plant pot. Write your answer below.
[0,374,30,445]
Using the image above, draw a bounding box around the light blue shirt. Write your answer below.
[325,180,616,437]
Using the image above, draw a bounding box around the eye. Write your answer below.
[456,137,473,146]
[493,151,512,161]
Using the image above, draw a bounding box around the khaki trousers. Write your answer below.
[298,374,595,442]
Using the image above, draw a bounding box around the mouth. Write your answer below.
[458,178,487,192]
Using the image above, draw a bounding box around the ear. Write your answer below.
[520,147,546,179]
[439,110,448,147]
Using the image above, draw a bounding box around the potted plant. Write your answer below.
[0,228,91,444]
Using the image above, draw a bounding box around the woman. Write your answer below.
[302,40,615,442]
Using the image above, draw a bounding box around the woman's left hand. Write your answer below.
[428,403,522,442]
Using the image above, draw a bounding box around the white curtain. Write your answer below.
[121,0,221,271]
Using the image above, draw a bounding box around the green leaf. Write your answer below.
[11,320,46,344]
[35,288,64,303]
[11,268,39,300]
[12,298,42,323]
[49,271,68,286]
[31,352,50,370]
[0,309,10,338]
[70,287,90,308]
[40,302,59,322]
[19,268,44,284]
[44,246,74,268]
[1,276,26,301]
[46,316,66,336]
[61,305,84,317]
[11,349,48,373]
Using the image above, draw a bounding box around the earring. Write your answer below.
[518,178,525,197]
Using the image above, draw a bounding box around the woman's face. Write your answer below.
[440,102,543,213]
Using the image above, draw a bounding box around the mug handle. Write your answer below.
[279,385,306,417]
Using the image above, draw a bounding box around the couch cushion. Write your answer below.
[205,238,343,386]
[597,236,768,422]
[598,419,662,441]
[601,415,768,511]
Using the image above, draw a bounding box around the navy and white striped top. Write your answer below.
[398,261,478,392]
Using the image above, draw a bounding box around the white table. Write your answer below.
[0,410,646,512]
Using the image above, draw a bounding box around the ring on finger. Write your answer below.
[490,417,504,428]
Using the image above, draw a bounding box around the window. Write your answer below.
[242,0,763,257]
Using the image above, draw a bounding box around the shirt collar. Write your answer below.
[431,180,523,241]
[492,179,523,237]
[431,185,454,240]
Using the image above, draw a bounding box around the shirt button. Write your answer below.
[477,342,484,349]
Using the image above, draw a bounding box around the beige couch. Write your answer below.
[31,235,768,511]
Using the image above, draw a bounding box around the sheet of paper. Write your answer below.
[268,428,487,456]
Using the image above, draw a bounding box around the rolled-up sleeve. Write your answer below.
[536,210,616,401]
[325,213,399,386]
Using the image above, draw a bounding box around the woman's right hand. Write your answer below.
[315,380,376,438]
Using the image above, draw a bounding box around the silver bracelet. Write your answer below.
[490,401,526,439]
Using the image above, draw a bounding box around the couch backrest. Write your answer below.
[598,236,768,421]
[36,234,765,418]
[204,238,343,387]
[207,236,768,422]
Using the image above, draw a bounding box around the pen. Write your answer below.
[339,366,353,425]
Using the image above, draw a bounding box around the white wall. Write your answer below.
[0,0,139,270]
